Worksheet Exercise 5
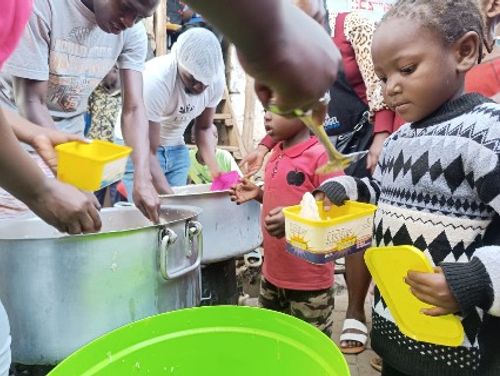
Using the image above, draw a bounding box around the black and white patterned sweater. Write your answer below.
[319,94,500,376]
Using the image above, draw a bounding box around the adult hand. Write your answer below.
[264,207,286,238]
[31,131,86,174]
[237,6,340,113]
[229,178,260,204]
[184,0,340,112]
[240,145,268,177]
[405,267,460,316]
[30,179,102,234]
[366,132,389,174]
[133,178,160,223]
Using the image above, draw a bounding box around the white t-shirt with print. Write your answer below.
[0,0,147,136]
[143,54,225,146]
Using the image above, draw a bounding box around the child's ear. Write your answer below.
[454,31,481,73]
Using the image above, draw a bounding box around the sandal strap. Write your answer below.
[340,332,368,344]
[342,318,368,333]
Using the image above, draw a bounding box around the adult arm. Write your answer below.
[194,108,219,177]
[2,108,84,172]
[120,69,160,222]
[184,0,340,112]
[0,109,101,233]
[240,138,274,176]
[12,78,56,129]
[148,121,174,195]
[4,1,56,130]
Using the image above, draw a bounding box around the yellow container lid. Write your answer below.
[364,246,464,347]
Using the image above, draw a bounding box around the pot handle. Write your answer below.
[159,228,178,280]
[160,221,202,280]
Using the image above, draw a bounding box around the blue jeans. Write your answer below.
[123,145,190,202]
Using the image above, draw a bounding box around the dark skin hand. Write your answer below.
[0,109,101,234]
[366,132,389,174]
[229,178,262,204]
[405,267,460,316]
[239,144,269,177]
[185,0,340,113]
[264,206,286,238]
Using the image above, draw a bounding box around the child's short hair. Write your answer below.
[381,0,485,61]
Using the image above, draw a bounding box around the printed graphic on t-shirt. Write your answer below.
[179,104,194,114]
[48,27,116,113]
[173,103,195,123]
[286,170,305,186]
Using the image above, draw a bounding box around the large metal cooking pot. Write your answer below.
[160,184,262,263]
[0,205,202,365]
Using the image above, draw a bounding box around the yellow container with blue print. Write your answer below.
[283,200,377,264]
[56,140,132,192]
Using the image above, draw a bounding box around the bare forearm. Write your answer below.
[0,110,49,203]
[195,127,218,173]
[255,188,264,203]
[13,79,55,129]
[121,108,151,181]
[18,100,55,129]
[3,108,47,143]
[149,152,173,194]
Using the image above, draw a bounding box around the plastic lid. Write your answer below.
[365,246,464,347]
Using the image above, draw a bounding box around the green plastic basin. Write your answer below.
[49,306,349,376]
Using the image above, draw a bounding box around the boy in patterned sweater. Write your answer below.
[315,1,500,375]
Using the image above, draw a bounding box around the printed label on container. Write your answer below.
[285,215,374,264]
[100,157,128,189]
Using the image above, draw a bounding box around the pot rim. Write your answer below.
[159,184,230,199]
[0,205,202,241]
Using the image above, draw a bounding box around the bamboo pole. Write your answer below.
[154,0,167,56]
[242,75,256,155]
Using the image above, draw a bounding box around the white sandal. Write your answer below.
[244,249,263,268]
[339,318,368,354]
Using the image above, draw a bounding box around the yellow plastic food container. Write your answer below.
[364,246,464,346]
[283,200,377,264]
[55,140,132,192]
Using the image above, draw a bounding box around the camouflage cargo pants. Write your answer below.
[258,276,335,337]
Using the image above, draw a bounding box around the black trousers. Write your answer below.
[382,362,412,376]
